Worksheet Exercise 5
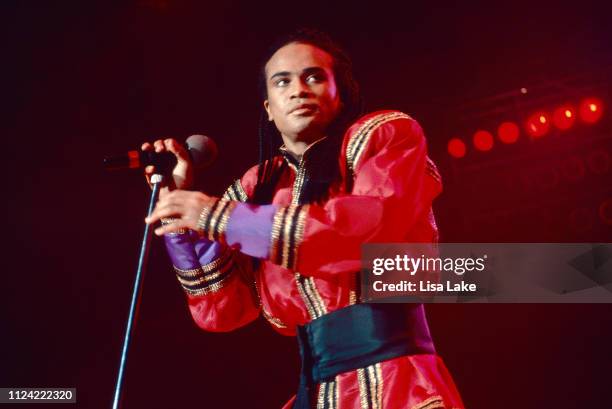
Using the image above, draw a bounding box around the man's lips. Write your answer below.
[289,104,319,114]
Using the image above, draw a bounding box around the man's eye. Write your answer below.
[306,74,324,83]
[275,78,289,87]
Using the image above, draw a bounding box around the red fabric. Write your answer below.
[297,112,441,277]
[282,355,462,409]
[183,111,464,408]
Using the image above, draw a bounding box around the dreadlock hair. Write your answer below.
[251,28,364,205]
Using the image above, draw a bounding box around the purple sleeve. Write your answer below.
[164,231,224,269]
[224,203,278,259]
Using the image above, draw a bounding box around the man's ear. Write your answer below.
[263,100,273,122]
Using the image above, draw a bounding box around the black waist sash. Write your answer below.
[293,303,436,408]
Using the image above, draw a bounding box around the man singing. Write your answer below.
[144,29,464,409]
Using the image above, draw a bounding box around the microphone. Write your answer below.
[103,135,218,171]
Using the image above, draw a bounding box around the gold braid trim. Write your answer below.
[317,382,326,409]
[291,163,307,205]
[270,206,288,265]
[214,200,237,245]
[317,380,338,409]
[356,364,383,409]
[367,364,383,409]
[201,247,233,273]
[174,248,235,296]
[375,364,383,409]
[357,368,370,409]
[261,308,288,329]
[291,205,308,270]
[280,205,299,268]
[232,180,248,201]
[173,247,232,278]
[330,379,338,409]
[304,276,327,318]
[196,198,220,236]
[410,395,445,409]
[180,274,233,296]
[176,269,224,286]
[271,204,309,270]
[295,273,317,319]
[196,198,237,244]
[346,112,412,175]
[222,179,248,202]
[222,189,236,200]
[206,198,228,241]
[174,249,233,285]
[173,266,203,278]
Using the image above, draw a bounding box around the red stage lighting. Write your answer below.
[579,97,604,124]
[525,112,550,138]
[497,121,520,144]
[473,130,494,151]
[448,138,466,158]
[552,106,576,130]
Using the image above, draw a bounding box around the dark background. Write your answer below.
[2,1,611,408]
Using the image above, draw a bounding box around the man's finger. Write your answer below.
[159,189,188,202]
[154,220,189,236]
[153,139,165,152]
[165,138,190,162]
[146,204,182,224]
[141,142,153,151]
[152,201,181,216]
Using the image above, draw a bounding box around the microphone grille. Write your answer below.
[186,134,218,168]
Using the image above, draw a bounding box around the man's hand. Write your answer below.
[145,190,218,235]
[141,138,194,193]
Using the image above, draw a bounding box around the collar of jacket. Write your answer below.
[278,136,329,168]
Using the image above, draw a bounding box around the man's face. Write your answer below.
[264,42,341,143]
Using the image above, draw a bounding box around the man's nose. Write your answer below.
[290,79,312,99]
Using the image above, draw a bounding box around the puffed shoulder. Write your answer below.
[342,110,424,174]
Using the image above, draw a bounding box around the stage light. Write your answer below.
[497,121,520,144]
[552,106,576,130]
[448,138,466,158]
[473,130,494,151]
[525,112,550,138]
[579,97,604,124]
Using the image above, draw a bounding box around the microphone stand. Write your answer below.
[112,173,164,409]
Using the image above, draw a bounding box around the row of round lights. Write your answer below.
[448,97,605,158]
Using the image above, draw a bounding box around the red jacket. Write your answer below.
[165,110,464,408]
